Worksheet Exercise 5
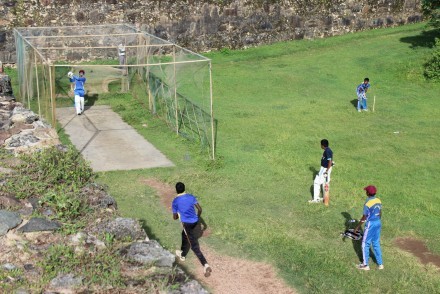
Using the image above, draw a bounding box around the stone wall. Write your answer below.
[0,0,423,62]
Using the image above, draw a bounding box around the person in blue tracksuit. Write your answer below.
[68,69,86,115]
[356,77,370,112]
[172,182,212,277]
[355,185,384,270]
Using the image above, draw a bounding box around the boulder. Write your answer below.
[48,273,83,292]
[0,209,22,235]
[99,217,146,241]
[17,217,61,233]
[123,240,175,267]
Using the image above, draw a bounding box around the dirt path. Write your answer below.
[395,237,440,268]
[142,178,296,294]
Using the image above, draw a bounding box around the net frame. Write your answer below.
[13,24,216,159]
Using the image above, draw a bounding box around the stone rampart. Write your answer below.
[0,0,422,62]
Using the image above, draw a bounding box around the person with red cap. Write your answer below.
[354,185,384,270]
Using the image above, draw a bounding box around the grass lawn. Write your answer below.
[11,21,439,293]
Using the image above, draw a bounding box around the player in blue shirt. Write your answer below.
[354,185,384,270]
[356,77,370,112]
[172,182,212,277]
[68,70,86,115]
[309,139,333,203]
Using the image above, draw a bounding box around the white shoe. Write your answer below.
[175,250,185,261]
[357,109,361,112]
[363,109,369,112]
[204,264,212,277]
[357,264,370,270]
[378,264,384,270]
[308,198,322,203]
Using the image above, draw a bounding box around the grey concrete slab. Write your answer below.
[56,105,174,172]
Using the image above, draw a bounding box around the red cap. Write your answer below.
[364,185,377,195]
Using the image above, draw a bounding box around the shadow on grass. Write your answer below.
[137,217,208,282]
[139,219,161,243]
[400,29,439,49]
[341,212,363,263]
[308,166,318,199]
[350,99,358,110]
[341,211,378,265]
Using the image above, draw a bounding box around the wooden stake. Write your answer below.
[373,95,376,112]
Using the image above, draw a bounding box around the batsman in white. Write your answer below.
[308,139,333,203]
[68,70,86,115]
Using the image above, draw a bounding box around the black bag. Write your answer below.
[341,229,362,240]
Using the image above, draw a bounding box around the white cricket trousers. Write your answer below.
[313,166,332,200]
[75,95,84,114]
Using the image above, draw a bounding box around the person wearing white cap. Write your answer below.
[118,44,126,75]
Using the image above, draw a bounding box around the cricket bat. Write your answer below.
[323,182,329,206]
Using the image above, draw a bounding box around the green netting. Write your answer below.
[13,24,216,159]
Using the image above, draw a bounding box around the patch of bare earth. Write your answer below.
[395,237,440,268]
[142,178,296,294]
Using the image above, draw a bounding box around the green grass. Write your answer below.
[10,22,440,293]
[95,23,440,293]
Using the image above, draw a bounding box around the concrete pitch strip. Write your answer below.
[56,105,174,172]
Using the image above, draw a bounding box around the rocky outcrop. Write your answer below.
[0,0,423,62]
[0,73,208,293]
[0,75,61,154]
[0,209,21,235]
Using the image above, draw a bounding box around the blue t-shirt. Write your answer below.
[69,76,86,94]
[363,196,382,222]
[321,147,333,168]
[357,82,370,94]
[172,193,199,223]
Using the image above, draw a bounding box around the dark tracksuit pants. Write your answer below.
[181,221,208,266]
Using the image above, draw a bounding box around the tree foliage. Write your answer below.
[422,0,440,28]
[424,38,440,81]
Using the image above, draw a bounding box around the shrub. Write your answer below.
[39,185,89,222]
[4,146,94,199]
[39,244,123,287]
[424,37,440,81]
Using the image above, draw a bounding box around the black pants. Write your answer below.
[181,221,208,266]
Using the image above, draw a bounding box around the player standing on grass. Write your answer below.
[172,182,212,277]
[356,77,370,112]
[309,139,333,203]
[354,185,384,270]
[68,69,86,115]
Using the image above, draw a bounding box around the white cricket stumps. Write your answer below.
[373,95,376,112]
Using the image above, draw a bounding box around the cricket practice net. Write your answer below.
[14,24,216,159]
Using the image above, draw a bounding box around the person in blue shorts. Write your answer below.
[172,182,212,277]
[309,139,333,203]
[68,69,86,115]
[356,77,370,112]
[354,185,384,270]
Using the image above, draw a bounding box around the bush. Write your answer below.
[39,185,89,222]
[424,37,440,81]
[39,244,123,287]
[4,146,94,199]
